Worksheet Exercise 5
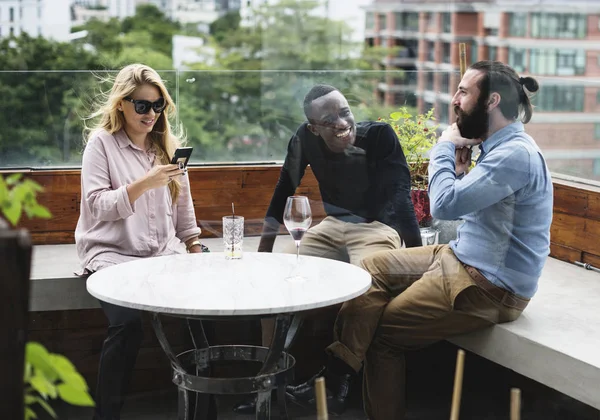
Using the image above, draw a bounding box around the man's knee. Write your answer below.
[360,249,397,279]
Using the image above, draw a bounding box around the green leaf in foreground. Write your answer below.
[57,383,96,406]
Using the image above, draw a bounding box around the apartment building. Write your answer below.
[0,0,70,40]
[365,0,600,179]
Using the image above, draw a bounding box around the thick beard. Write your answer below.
[455,97,489,139]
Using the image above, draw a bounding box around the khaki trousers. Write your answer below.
[261,216,402,346]
[326,245,524,420]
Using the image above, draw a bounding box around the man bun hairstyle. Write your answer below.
[303,84,339,119]
[470,61,539,124]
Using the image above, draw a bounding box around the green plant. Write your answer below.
[24,343,95,419]
[380,106,439,190]
[0,174,51,226]
[0,174,94,419]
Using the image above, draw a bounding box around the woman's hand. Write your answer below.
[144,164,184,190]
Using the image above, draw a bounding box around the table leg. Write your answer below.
[152,314,216,420]
[186,319,216,420]
[256,314,292,420]
[284,314,304,351]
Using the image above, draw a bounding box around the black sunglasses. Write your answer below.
[123,97,166,114]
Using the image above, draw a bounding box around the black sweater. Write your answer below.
[265,121,422,248]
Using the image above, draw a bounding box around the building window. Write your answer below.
[395,12,419,32]
[471,41,478,64]
[488,46,497,61]
[424,101,435,115]
[509,48,526,72]
[441,12,451,33]
[530,49,585,76]
[437,101,449,124]
[426,72,435,92]
[534,86,584,112]
[440,72,451,94]
[380,37,388,47]
[594,159,600,176]
[427,12,437,30]
[427,41,435,62]
[531,13,586,39]
[596,90,600,104]
[595,124,600,140]
[9,7,14,22]
[366,12,374,30]
[442,42,451,63]
[379,14,387,30]
[509,13,527,37]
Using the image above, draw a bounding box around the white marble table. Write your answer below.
[86,252,371,316]
[86,252,371,420]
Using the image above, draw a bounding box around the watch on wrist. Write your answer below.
[186,240,201,253]
[186,240,210,253]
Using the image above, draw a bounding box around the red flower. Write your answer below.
[424,128,429,132]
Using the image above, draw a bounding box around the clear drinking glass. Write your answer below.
[283,196,312,281]
[223,215,244,259]
[419,227,439,246]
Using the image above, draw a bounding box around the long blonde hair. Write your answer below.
[84,64,185,202]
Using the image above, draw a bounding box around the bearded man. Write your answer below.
[286,60,554,420]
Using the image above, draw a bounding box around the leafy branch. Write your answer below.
[0,174,51,226]
[380,107,439,190]
[24,343,95,420]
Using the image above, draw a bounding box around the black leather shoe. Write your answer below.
[286,369,354,415]
[232,391,278,414]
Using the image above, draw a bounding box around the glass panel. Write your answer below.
[2,70,600,183]
[0,70,178,168]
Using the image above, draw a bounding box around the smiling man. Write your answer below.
[258,84,422,256]
[233,83,422,414]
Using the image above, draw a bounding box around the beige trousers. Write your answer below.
[261,216,402,346]
[327,245,525,420]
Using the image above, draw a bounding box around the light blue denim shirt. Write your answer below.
[428,122,553,299]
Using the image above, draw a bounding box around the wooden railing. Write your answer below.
[7,166,600,266]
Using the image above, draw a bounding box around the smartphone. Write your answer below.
[170,147,193,167]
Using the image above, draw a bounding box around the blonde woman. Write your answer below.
[75,64,203,420]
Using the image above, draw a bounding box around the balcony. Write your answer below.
[3,69,600,420]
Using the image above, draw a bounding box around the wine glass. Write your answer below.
[283,196,312,280]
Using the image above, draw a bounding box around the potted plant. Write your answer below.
[379,107,438,227]
[0,174,95,419]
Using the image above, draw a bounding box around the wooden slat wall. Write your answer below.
[550,182,600,265]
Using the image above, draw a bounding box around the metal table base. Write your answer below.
[151,313,304,420]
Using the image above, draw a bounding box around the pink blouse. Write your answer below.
[75,129,201,274]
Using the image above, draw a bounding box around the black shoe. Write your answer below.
[286,368,354,415]
[232,391,278,415]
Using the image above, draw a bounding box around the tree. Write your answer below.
[0,34,105,167]
[180,0,393,162]
[209,11,241,44]
[73,4,179,68]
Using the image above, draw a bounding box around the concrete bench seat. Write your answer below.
[449,257,600,411]
[31,242,600,410]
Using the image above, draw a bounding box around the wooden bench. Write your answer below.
[30,240,600,411]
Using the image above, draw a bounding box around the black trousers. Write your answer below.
[93,301,144,420]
